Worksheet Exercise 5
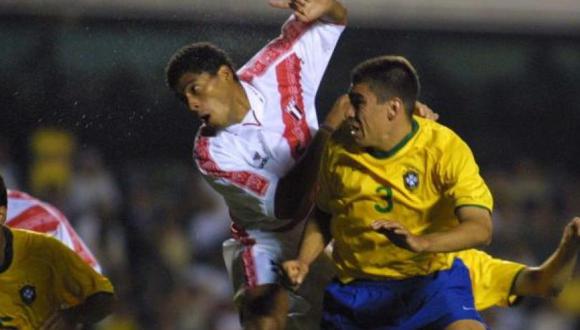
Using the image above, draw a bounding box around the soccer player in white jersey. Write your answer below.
[165,0,347,328]
[6,189,102,272]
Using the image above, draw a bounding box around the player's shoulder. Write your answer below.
[7,189,34,200]
[415,117,467,152]
[415,117,459,140]
[11,228,56,247]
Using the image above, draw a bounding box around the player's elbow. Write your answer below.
[457,207,493,247]
[473,218,493,247]
[78,292,116,324]
[479,226,493,246]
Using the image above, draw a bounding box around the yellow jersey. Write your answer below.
[317,116,493,282]
[0,227,114,329]
[451,249,525,311]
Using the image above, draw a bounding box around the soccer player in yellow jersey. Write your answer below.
[0,175,115,329]
[284,55,494,329]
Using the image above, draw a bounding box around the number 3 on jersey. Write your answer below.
[374,185,393,213]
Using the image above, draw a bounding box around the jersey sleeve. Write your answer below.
[238,15,345,90]
[291,17,345,91]
[436,133,493,212]
[47,236,114,308]
[452,249,525,311]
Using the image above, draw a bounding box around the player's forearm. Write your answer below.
[274,126,333,219]
[422,217,492,253]
[62,292,115,325]
[514,237,579,297]
[298,211,332,265]
[322,0,348,25]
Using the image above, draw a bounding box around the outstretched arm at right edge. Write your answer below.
[512,217,580,298]
[283,207,333,286]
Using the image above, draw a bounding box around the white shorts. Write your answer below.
[222,221,337,329]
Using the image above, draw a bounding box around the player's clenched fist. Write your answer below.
[323,94,352,132]
[269,0,346,24]
[561,217,580,247]
[371,220,430,253]
[282,259,310,286]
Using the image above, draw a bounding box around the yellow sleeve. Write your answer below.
[436,133,493,212]
[47,236,114,308]
[452,249,525,311]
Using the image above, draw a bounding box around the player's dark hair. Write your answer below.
[351,55,420,117]
[0,175,6,207]
[165,42,238,92]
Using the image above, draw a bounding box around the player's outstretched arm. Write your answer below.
[372,206,492,253]
[274,95,351,220]
[512,217,580,298]
[41,292,115,330]
[282,207,332,286]
[269,0,347,25]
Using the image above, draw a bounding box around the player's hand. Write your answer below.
[322,94,352,132]
[41,311,78,330]
[561,217,580,247]
[269,0,337,23]
[282,259,310,287]
[371,220,429,253]
[413,101,439,121]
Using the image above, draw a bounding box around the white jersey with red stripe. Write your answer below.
[5,190,102,273]
[194,15,345,231]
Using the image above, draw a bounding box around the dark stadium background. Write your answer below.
[1,1,579,329]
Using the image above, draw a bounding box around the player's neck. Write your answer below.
[230,81,251,124]
[376,117,415,153]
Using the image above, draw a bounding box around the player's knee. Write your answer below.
[242,284,288,317]
[445,319,486,330]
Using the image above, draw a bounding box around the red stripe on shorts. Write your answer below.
[231,223,258,288]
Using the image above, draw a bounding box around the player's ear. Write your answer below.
[386,97,403,120]
[217,65,234,82]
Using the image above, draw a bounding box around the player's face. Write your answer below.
[176,68,236,129]
[348,83,393,148]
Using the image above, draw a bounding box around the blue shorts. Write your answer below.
[321,258,484,330]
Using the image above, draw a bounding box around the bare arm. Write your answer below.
[62,292,115,324]
[275,95,351,220]
[512,217,580,297]
[42,292,115,330]
[282,207,332,285]
[372,206,493,253]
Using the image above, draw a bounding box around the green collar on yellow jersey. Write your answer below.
[367,119,419,159]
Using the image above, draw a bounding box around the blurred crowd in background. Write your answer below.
[1,129,580,330]
[1,8,580,330]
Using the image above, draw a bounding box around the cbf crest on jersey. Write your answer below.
[403,170,419,190]
[20,285,36,305]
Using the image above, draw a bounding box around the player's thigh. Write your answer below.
[445,319,486,330]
